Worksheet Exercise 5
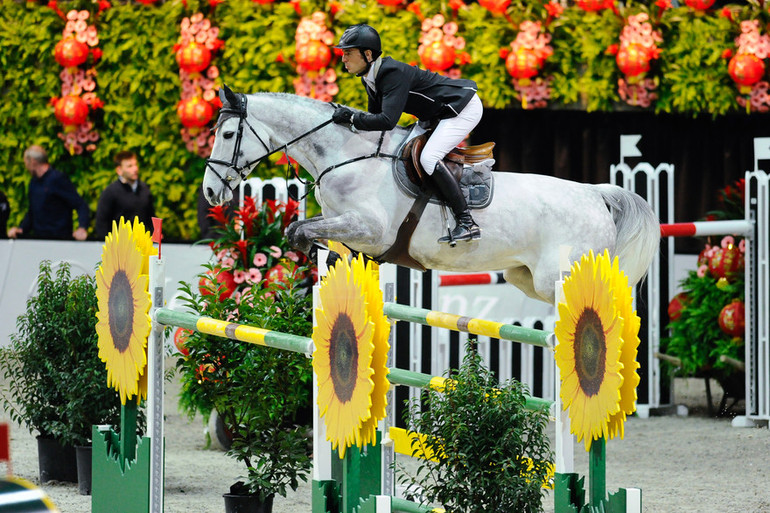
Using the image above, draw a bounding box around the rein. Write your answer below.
[206,94,401,198]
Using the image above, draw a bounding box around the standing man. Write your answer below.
[332,23,484,244]
[95,151,155,239]
[7,145,89,240]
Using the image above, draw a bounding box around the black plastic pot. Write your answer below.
[223,492,274,513]
[37,437,77,484]
[75,445,92,495]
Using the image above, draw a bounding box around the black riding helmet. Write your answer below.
[335,24,382,75]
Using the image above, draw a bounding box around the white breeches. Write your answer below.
[420,93,483,175]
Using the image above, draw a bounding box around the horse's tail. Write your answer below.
[594,183,660,286]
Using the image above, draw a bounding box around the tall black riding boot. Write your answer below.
[431,161,481,244]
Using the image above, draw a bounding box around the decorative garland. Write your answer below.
[611,12,663,108]
[51,4,105,155]
[292,12,337,102]
[725,19,770,113]
[416,12,471,77]
[501,21,554,109]
[175,11,224,158]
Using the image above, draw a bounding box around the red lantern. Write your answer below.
[616,44,651,77]
[198,267,236,301]
[54,37,89,69]
[667,292,690,322]
[178,97,214,129]
[173,327,191,356]
[728,54,765,90]
[708,245,744,279]
[684,0,715,9]
[718,300,745,338]
[505,47,542,80]
[421,41,456,72]
[295,41,332,72]
[54,95,89,131]
[264,261,302,290]
[479,0,510,15]
[176,42,212,74]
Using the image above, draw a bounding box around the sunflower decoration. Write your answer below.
[95,217,156,405]
[313,253,390,457]
[554,250,629,451]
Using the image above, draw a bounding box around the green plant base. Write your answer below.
[312,480,340,513]
[553,472,642,513]
[91,426,151,513]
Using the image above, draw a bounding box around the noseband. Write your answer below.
[205,93,334,193]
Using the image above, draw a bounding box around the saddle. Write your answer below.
[401,134,496,185]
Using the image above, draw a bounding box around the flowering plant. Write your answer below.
[292,12,338,101]
[611,12,663,107]
[724,20,770,113]
[416,13,471,77]
[200,196,312,304]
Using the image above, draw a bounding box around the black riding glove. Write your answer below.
[332,107,354,125]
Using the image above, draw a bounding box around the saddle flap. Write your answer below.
[454,142,496,164]
[400,134,428,186]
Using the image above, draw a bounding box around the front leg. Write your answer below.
[288,211,385,256]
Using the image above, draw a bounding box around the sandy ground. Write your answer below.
[7,375,770,513]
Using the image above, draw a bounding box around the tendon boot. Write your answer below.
[431,161,481,245]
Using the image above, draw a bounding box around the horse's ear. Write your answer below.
[221,84,238,107]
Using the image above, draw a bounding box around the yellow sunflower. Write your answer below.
[554,250,624,451]
[128,217,157,402]
[604,255,641,441]
[353,256,391,447]
[313,254,375,457]
[95,218,153,405]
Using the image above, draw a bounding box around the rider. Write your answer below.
[332,23,483,244]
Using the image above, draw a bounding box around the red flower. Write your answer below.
[210,96,223,109]
[209,0,225,7]
[275,53,285,63]
[544,1,564,17]
[721,48,733,59]
[91,48,103,61]
[264,199,280,224]
[208,205,228,225]
[406,2,423,19]
[49,96,59,107]
[91,97,105,110]
[448,0,465,11]
[276,153,298,166]
[499,47,510,59]
[654,0,672,10]
[329,1,342,15]
[47,0,65,18]
[283,199,300,230]
[458,52,472,65]
[289,0,302,15]
[236,239,250,267]
[98,0,111,12]
[605,44,619,56]
[719,6,732,20]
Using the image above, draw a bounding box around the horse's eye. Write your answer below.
[223,131,235,139]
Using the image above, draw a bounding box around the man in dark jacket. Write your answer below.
[332,23,483,244]
[7,145,89,240]
[95,151,155,239]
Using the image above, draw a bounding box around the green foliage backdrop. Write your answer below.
[0,0,763,238]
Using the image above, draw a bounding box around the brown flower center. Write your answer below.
[329,313,358,403]
[108,270,134,353]
[573,307,606,397]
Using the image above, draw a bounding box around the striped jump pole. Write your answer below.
[382,301,554,349]
[154,307,552,410]
[437,271,506,287]
[660,220,753,238]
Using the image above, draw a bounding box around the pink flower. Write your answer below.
[697,265,708,278]
[269,246,282,258]
[233,269,246,284]
[739,238,747,253]
[285,251,300,262]
[221,256,235,268]
[248,268,262,283]
[253,253,267,267]
[721,235,735,248]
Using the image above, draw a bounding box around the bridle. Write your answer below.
[205,92,401,196]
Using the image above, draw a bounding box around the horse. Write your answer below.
[203,86,660,304]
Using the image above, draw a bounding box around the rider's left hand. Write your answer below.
[332,107,354,125]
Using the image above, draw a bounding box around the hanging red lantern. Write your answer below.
[479,0,510,15]
[54,37,89,69]
[198,267,236,301]
[616,44,651,77]
[684,0,715,9]
[505,47,542,80]
[295,40,331,72]
[708,245,744,279]
[667,292,690,322]
[178,97,214,129]
[728,54,765,91]
[718,300,745,338]
[54,95,89,131]
[421,41,456,72]
[173,327,192,356]
[176,41,212,74]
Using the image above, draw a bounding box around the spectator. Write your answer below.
[95,151,156,239]
[7,145,89,240]
[0,191,9,239]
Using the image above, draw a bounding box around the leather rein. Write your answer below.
[204,93,401,198]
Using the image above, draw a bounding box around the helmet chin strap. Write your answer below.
[355,49,373,77]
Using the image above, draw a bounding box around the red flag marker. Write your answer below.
[152,217,163,259]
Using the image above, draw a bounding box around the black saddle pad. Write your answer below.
[392,137,494,209]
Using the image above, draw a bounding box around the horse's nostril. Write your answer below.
[205,187,216,203]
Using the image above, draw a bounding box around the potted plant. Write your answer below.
[399,342,553,513]
[176,197,315,512]
[0,261,124,492]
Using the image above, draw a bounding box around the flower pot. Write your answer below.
[223,492,274,513]
[75,444,92,495]
[37,436,77,484]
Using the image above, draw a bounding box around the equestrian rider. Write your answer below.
[331,23,483,244]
